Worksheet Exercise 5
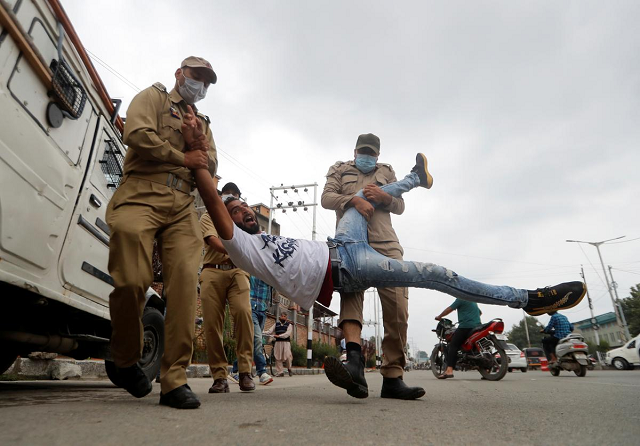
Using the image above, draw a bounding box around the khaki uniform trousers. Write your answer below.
[199,268,253,379]
[339,241,408,379]
[106,177,202,394]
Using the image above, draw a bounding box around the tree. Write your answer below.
[620,284,640,337]
[506,316,545,349]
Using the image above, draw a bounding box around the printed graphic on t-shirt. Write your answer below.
[261,234,299,268]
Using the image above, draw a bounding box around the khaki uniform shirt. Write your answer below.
[122,84,217,184]
[200,212,231,265]
[321,160,404,247]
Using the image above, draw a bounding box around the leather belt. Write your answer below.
[327,241,342,290]
[127,172,193,194]
[203,262,237,271]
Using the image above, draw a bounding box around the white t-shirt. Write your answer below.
[221,225,330,310]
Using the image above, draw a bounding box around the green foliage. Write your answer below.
[620,284,640,337]
[366,354,376,368]
[586,339,610,355]
[312,341,339,363]
[506,316,545,349]
[291,342,307,367]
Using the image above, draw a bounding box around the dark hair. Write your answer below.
[221,182,241,197]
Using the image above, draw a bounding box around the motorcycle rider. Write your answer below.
[434,299,482,379]
[541,310,574,363]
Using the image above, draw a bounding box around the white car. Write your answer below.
[505,343,528,372]
[606,335,640,370]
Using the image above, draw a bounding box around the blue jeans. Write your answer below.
[329,172,528,308]
[233,310,267,375]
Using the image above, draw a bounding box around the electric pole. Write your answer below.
[580,266,600,346]
[566,236,628,342]
[523,310,531,348]
[609,265,631,340]
[268,183,319,368]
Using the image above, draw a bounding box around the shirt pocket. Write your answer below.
[374,170,390,187]
[159,109,185,152]
[340,173,359,194]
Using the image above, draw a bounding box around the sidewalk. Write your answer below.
[2,357,325,380]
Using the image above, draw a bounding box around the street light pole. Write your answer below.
[566,236,628,343]
[609,265,632,340]
[580,266,600,345]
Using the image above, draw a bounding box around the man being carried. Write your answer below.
[189,149,586,399]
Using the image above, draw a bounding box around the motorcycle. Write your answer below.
[542,329,589,377]
[431,318,508,381]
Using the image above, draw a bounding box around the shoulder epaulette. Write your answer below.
[152,82,167,92]
[197,112,211,124]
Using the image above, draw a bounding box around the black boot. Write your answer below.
[381,377,425,400]
[324,350,368,399]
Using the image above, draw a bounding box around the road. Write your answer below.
[1,369,638,445]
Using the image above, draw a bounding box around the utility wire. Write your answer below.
[86,49,141,92]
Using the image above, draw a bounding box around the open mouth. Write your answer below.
[243,215,255,224]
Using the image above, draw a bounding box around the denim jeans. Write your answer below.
[329,172,528,308]
[233,310,267,375]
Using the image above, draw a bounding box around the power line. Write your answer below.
[86,49,141,92]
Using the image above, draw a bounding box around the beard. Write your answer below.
[235,221,260,235]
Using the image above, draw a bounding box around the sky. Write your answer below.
[62,0,640,356]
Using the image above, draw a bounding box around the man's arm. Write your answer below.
[193,169,234,240]
[205,235,227,254]
[435,306,454,321]
[321,167,375,220]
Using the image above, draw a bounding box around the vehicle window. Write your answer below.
[497,340,509,349]
[527,350,542,357]
[507,344,518,351]
[100,137,125,190]
[628,340,636,349]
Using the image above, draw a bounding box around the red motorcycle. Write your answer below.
[431,318,508,381]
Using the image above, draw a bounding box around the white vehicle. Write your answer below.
[606,335,640,370]
[504,343,528,372]
[0,0,164,379]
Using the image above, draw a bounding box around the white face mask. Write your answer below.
[178,73,208,104]
[221,194,236,203]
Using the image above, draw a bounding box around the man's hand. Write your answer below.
[350,196,374,221]
[184,149,209,169]
[435,316,442,321]
[181,105,205,149]
[363,184,392,206]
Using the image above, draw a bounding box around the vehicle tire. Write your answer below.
[0,350,18,375]
[575,364,587,377]
[139,307,164,381]
[521,368,527,373]
[478,338,508,381]
[612,357,629,371]
[550,367,560,376]
[431,344,447,378]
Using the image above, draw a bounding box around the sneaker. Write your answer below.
[411,153,433,189]
[259,372,273,385]
[228,373,239,384]
[523,281,586,316]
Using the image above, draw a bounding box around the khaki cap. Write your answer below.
[355,133,380,155]
[181,56,217,84]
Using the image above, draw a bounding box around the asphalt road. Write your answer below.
[1,369,638,445]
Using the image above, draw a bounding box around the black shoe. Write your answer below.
[105,361,152,398]
[160,384,201,409]
[524,281,586,316]
[411,153,433,189]
[381,377,425,400]
[323,352,368,399]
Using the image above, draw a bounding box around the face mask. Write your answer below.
[355,154,377,173]
[178,74,208,104]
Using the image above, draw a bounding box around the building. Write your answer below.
[572,312,625,348]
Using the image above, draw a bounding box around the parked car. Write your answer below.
[524,347,546,370]
[606,335,640,370]
[505,343,528,372]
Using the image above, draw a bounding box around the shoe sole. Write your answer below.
[159,399,201,409]
[208,388,230,393]
[324,357,368,399]
[260,379,273,385]
[525,286,586,316]
[380,388,426,400]
[415,153,433,189]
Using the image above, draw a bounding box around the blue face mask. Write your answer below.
[355,154,377,173]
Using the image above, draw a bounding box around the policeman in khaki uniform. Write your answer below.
[106,56,217,409]
[321,133,425,400]
[199,185,255,394]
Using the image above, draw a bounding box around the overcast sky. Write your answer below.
[63,0,640,354]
